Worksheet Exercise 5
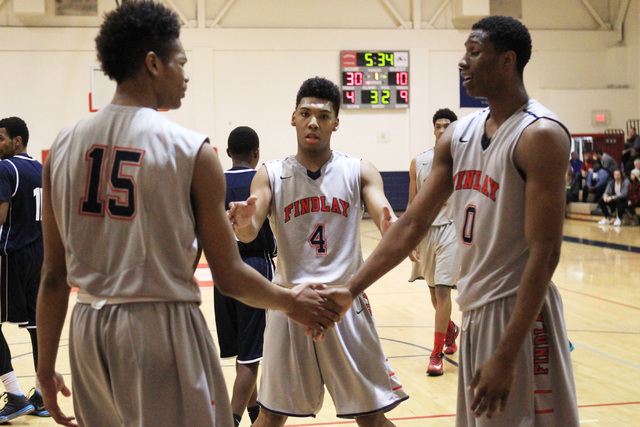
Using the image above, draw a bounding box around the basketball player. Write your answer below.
[331,16,579,426]
[0,117,49,421]
[228,77,408,427]
[408,108,460,376]
[217,126,274,426]
[35,3,342,426]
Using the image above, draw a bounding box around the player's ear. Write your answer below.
[333,117,339,132]
[291,111,296,126]
[503,50,517,72]
[226,148,232,159]
[145,51,162,77]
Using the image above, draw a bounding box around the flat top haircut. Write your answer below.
[432,108,458,125]
[0,116,29,146]
[472,15,532,77]
[95,0,182,84]
[228,126,259,156]
[296,77,342,117]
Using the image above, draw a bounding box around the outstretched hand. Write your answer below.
[467,355,515,421]
[380,205,397,235]
[227,195,257,232]
[39,370,77,427]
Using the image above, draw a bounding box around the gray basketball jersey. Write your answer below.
[450,99,568,312]
[416,148,453,226]
[266,151,363,287]
[49,105,206,303]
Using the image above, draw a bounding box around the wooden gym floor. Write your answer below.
[5,218,640,426]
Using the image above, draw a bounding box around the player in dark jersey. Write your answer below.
[217,126,275,426]
[0,117,49,421]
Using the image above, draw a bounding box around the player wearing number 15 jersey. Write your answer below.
[37,3,343,426]
[229,77,408,426]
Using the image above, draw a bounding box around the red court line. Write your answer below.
[558,286,640,311]
[284,402,640,425]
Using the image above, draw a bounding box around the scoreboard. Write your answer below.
[340,51,409,109]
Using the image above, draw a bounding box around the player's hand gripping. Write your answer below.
[303,286,355,340]
[467,353,515,421]
[287,283,344,341]
[227,195,257,232]
[39,370,77,427]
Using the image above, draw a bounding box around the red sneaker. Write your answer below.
[444,322,459,355]
[427,352,444,376]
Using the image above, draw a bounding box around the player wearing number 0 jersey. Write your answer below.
[339,16,579,426]
[449,99,578,426]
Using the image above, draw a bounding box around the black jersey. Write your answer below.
[0,154,43,256]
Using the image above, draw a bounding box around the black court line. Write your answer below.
[562,235,640,253]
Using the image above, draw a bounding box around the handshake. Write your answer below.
[284,283,356,341]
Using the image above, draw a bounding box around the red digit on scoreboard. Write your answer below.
[345,90,355,104]
[346,72,363,86]
[396,72,408,85]
[398,90,409,104]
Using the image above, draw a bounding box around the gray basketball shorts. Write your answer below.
[456,284,579,426]
[69,301,233,427]
[409,222,460,288]
[257,293,409,418]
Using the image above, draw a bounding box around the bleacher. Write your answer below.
[565,119,639,222]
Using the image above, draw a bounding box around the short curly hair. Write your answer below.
[0,116,29,147]
[295,77,341,117]
[228,126,259,156]
[95,0,181,83]
[432,108,457,126]
[472,16,532,77]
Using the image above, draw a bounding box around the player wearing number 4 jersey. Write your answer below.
[229,77,408,427]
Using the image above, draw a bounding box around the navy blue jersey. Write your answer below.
[0,154,43,256]
[225,167,276,256]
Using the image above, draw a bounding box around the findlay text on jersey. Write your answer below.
[453,169,500,202]
[284,196,350,223]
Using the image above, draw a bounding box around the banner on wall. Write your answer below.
[459,72,488,109]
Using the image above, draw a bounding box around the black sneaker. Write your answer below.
[27,389,51,417]
[0,392,35,422]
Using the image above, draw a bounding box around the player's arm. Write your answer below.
[360,159,397,235]
[407,157,421,262]
[334,126,455,305]
[227,165,271,243]
[467,119,569,420]
[0,201,8,226]
[192,143,341,334]
[36,155,77,427]
[408,157,418,205]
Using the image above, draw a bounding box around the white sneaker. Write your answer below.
[613,217,621,226]
[598,218,609,225]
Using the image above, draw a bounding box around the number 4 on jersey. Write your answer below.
[309,223,328,255]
